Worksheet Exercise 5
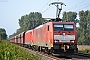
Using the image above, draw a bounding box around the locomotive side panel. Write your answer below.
[32,22,54,49]
[33,25,46,47]
[45,22,54,49]
[25,30,32,45]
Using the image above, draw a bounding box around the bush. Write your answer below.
[0,40,41,60]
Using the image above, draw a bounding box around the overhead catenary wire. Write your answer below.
[42,6,51,13]
[75,4,90,12]
[65,0,86,11]
[39,0,52,12]
[57,0,90,19]
[74,2,90,10]
[63,0,90,17]
[65,2,90,13]
[41,0,90,18]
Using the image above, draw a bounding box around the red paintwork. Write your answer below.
[33,22,54,47]
[25,30,33,44]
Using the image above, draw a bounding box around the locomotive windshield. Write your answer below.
[54,24,74,31]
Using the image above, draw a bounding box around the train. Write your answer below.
[9,19,78,55]
[9,2,78,56]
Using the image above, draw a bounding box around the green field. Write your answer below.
[79,49,90,54]
[0,40,41,60]
[78,45,90,54]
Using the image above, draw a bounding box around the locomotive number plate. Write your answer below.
[60,40,70,42]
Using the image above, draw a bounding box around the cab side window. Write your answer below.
[48,25,49,31]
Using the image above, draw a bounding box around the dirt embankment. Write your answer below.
[77,45,90,50]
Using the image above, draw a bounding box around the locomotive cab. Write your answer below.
[52,22,78,55]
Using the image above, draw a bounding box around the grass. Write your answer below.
[78,45,90,54]
[0,40,41,60]
[79,49,90,54]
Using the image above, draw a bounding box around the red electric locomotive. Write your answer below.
[32,20,78,55]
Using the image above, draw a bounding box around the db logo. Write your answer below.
[63,33,65,36]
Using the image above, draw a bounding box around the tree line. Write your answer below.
[9,10,90,45]
[0,28,7,40]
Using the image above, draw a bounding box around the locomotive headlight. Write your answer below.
[72,41,74,43]
[70,40,74,43]
[54,40,59,43]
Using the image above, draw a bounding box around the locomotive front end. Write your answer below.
[52,22,78,55]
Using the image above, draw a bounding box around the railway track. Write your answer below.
[71,53,90,59]
[19,46,63,60]
[17,45,90,60]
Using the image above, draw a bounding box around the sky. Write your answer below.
[0,0,90,36]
